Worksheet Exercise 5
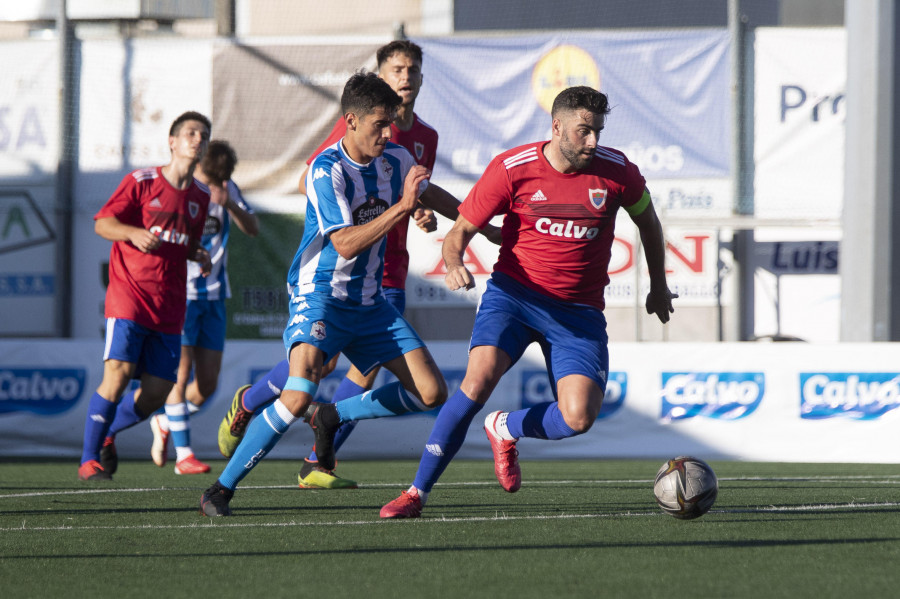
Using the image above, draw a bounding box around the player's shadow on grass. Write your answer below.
[7,536,900,560]
[422,503,660,516]
[2,505,215,517]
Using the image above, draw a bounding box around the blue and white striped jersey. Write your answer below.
[187,180,253,301]
[289,140,423,305]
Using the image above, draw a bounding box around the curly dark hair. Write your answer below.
[340,71,402,118]
[550,87,610,119]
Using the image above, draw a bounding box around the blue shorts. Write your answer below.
[471,272,609,394]
[103,318,181,382]
[182,299,227,351]
[383,286,406,315]
[283,291,424,376]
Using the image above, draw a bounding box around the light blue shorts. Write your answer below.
[470,272,609,395]
[283,291,424,376]
[182,299,227,351]
[103,318,181,382]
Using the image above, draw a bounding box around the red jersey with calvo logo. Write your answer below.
[95,166,210,333]
[460,142,645,310]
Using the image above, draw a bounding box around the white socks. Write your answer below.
[409,485,429,505]
[491,411,516,441]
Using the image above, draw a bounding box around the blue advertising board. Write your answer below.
[414,31,731,183]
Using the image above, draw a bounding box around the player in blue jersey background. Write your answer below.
[219,40,446,492]
[200,72,482,516]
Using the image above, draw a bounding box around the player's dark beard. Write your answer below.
[559,133,593,171]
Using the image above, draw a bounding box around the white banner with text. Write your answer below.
[1,340,898,464]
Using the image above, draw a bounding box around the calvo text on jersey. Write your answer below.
[535,217,600,239]
[149,225,190,246]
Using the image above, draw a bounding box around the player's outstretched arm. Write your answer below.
[442,215,481,291]
[419,183,501,245]
[629,196,677,323]
[418,181,460,222]
[481,224,502,246]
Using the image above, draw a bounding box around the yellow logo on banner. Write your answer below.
[531,45,601,114]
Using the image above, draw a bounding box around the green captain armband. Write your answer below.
[624,189,652,217]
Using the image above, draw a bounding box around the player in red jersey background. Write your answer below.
[381,86,677,518]
[78,111,213,481]
[149,140,260,477]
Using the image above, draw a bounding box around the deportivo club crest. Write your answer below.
[310,321,326,341]
[381,157,393,178]
[589,188,607,210]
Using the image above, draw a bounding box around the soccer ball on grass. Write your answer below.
[653,456,718,520]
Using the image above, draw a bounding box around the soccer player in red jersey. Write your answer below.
[149,140,259,476]
[78,112,213,481]
[380,86,678,518]
[219,41,445,489]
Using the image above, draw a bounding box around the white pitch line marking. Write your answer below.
[3,501,900,533]
[1,475,899,500]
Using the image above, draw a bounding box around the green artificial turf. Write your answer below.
[1,459,898,598]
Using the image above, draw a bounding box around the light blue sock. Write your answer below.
[506,401,578,440]
[412,389,483,493]
[218,400,295,490]
[107,390,146,436]
[165,402,190,449]
[308,377,365,462]
[243,360,290,413]
[334,381,428,422]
